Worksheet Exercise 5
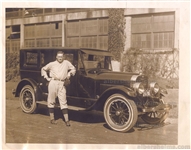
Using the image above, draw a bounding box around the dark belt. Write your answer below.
[52,78,65,82]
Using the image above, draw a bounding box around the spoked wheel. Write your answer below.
[19,85,37,114]
[141,101,169,124]
[104,94,138,132]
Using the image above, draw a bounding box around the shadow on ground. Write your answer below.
[37,104,171,133]
[37,104,105,123]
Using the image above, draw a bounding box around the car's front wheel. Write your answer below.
[19,85,37,114]
[104,94,138,132]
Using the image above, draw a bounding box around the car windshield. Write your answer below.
[79,52,112,71]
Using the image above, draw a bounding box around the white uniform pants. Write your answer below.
[47,80,68,109]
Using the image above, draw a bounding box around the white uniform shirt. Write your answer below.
[41,60,76,80]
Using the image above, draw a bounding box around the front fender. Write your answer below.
[100,86,136,98]
[15,78,42,101]
[88,86,136,111]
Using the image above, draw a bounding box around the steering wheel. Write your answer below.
[88,68,101,74]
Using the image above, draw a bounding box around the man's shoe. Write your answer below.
[65,121,71,127]
[50,119,57,124]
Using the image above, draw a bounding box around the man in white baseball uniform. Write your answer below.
[41,51,76,126]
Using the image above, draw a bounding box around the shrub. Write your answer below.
[122,48,179,88]
[6,52,20,82]
[108,8,126,61]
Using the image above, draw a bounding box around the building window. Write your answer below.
[25,25,35,39]
[6,26,21,53]
[67,37,79,47]
[36,38,49,47]
[81,20,98,36]
[99,19,108,35]
[24,22,62,48]
[131,34,151,48]
[6,40,11,53]
[67,21,80,37]
[24,39,35,48]
[131,12,174,50]
[81,36,97,48]
[52,37,62,47]
[11,39,20,52]
[154,32,174,48]
[6,26,11,39]
[44,8,52,14]
[66,18,108,50]
[36,24,50,37]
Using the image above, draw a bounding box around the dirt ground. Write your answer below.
[4,82,178,146]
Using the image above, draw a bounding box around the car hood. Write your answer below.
[87,70,140,81]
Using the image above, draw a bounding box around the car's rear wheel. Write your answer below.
[141,101,169,124]
[104,94,138,132]
[19,85,37,114]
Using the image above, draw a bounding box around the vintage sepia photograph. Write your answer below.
[2,1,190,150]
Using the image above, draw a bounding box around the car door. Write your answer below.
[74,52,97,108]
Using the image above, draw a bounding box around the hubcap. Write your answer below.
[109,99,130,126]
[115,110,121,116]
[23,90,33,109]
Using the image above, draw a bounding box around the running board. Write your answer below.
[36,101,86,111]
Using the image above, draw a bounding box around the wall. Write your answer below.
[6,9,109,50]
[122,8,179,81]
[124,8,180,51]
[6,8,179,51]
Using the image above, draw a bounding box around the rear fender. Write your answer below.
[15,78,42,101]
[88,86,136,111]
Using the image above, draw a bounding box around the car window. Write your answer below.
[41,52,45,65]
[80,53,109,70]
[40,51,74,67]
[40,51,54,67]
[25,51,38,67]
[65,54,73,63]
[84,61,99,69]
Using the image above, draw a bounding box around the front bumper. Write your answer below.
[142,103,172,113]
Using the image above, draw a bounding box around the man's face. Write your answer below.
[56,54,64,63]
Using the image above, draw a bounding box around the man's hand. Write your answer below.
[66,76,70,79]
[66,72,71,79]
[46,77,52,82]
[64,78,70,86]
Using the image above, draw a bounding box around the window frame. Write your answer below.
[131,12,175,50]
[66,18,108,50]
[24,51,39,68]
[24,22,62,48]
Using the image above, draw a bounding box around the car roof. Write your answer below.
[20,47,113,56]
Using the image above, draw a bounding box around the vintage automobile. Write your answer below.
[13,47,171,132]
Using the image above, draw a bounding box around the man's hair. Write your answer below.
[57,51,64,56]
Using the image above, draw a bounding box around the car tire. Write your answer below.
[141,101,169,124]
[19,85,37,114]
[104,94,138,132]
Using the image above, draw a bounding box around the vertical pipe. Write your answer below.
[62,16,66,47]
[20,22,24,49]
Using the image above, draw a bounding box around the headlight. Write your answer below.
[150,82,160,95]
[133,82,145,95]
